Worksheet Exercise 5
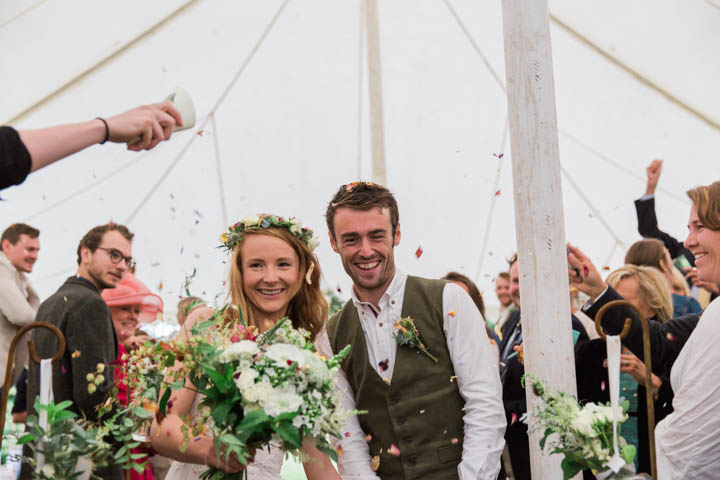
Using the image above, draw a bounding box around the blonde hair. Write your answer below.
[687,181,720,231]
[226,227,327,340]
[606,265,673,322]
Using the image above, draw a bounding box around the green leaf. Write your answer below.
[540,428,553,449]
[560,458,583,480]
[239,410,270,430]
[54,400,74,410]
[17,433,34,445]
[622,444,637,465]
[212,401,233,426]
[273,421,301,449]
[316,441,338,463]
[158,387,172,415]
[133,406,153,419]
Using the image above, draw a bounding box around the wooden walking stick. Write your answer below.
[595,300,657,479]
[0,322,65,451]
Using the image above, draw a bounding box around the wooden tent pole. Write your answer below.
[365,0,387,185]
[500,1,577,477]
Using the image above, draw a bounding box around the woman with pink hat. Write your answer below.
[102,272,164,480]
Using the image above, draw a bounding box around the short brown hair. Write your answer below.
[1,223,39,245]
[325,182,399,238]
[497,272,510,282]
[624,238,666,270]
[76,223,134,265]
[687,181,720,231]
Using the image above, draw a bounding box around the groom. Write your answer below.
[326,182,506,479]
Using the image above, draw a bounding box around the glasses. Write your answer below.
[96,247,136,269]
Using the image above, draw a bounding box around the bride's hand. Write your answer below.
[203,443,255,473]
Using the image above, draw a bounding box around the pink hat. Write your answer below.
[102,273,163,324]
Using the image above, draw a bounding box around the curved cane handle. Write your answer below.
[0,322,66,451]
[594,300,637,340]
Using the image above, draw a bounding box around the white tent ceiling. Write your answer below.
[2,0,719,316]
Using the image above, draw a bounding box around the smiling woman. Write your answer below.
[653,180,720,479]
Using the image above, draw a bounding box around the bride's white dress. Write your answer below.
[165,329,337,480]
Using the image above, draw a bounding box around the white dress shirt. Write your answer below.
[337,270,506,480]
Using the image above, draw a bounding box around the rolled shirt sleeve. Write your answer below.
[442,283,506,480]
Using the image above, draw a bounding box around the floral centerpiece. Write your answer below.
[523,375,637,480]
[122,307,354,480]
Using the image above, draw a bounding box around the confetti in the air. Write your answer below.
[388,444,400,456]
[415,246,423,258]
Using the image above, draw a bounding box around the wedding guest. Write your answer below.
[578,265,673,475]
[151,215,352,479]
[23,222,135,480]
[326,182,505,479]
[625,238,702,316]
[499,254,589,480]
[0,223,40,400]
[1,102,182,191]
[103,272,163,480]
[493,272,516,337]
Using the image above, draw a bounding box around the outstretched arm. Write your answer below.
[17,101,182,172]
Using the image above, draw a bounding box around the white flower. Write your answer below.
[41,465,55,477]
[302,350,331,386]
[234,369,259,392]
[243,380,274,404]
[289,219,302,234]
[307,237,320,251]
[266,343,306,368]
[571,407,597,437]
[219,340,259,362]
[263,386,303,417]
[242,215,260,226]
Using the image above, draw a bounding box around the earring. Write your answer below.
[305,261,315,285]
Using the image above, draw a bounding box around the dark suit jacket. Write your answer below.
[634,197,695,265]
[584,285,699,376]
[23,276,122,479]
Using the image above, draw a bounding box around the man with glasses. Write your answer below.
[23,222,134,480]
[0,223,41,401]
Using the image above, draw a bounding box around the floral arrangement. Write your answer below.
[523,375,636,480]
[11,398,113,480]
[394,316,438,363]
[219,215,319,253]
[122,307,354,480]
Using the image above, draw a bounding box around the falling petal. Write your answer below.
[388,444,400,456]
[602,265,611,271]
[448,310,456,317]
[601,381,606,391]
[365,434,372,442]
[196,129,204,136]
[495,190,501,197]
[71,350,81,359]
[419,409,425,414]
[61,365,67,374]
[511,413,517,424]
[415,246,423,258]
[451,438,459,444]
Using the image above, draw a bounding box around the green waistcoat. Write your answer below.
[328,276,465,480]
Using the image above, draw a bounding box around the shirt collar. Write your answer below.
[350,268,407,311]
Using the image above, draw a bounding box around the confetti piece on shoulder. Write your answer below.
[365,434,373,442]
[382,377,391,385]
[448,310,456,317]
[419,409,425,414]
[371,456,380,471]
[601,381,606,391]
[450,375,457,383]
[61,365,67,374]
[63,296,68,302]
[511,412,517,424]
[666,332,677,341]
[451,438,459,444]
[71,350,81,359]
[415,246,423,258]
[388,444,401,456]
[344,432,351,438]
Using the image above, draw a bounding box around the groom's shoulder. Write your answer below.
[405,275,448,298]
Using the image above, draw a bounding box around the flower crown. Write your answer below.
[219,214,319,253]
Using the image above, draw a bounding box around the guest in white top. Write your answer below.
[652,181,720,479]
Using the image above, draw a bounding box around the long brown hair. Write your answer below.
[226,227,327,340]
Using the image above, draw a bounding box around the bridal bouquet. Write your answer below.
[126,308,353,480]
[523,375,637,480]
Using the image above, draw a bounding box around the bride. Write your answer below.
[150,215,345,479]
